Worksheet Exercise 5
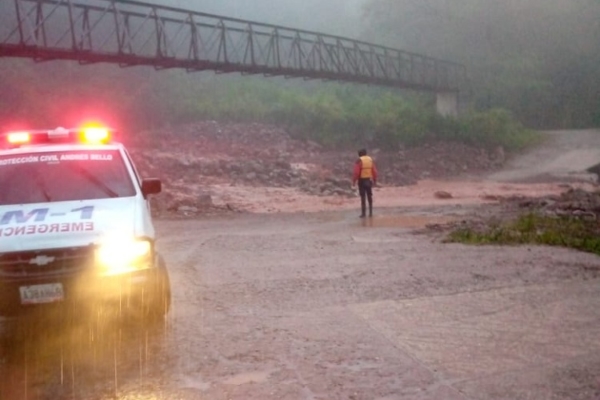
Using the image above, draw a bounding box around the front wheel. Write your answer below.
[142,254,171,322]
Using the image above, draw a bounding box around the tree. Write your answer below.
[361,0,600,128]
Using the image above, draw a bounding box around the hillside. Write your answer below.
[126,123,598,216]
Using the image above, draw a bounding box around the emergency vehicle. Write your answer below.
[0,125,170,319]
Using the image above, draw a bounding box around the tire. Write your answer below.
[145,254,171,321]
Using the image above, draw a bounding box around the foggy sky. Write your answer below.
[142,0,366,38]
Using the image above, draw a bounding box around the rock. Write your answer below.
[274,160,291,170]
[434,191,453,199]
[197,194,213,206]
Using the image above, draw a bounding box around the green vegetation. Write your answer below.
[1,1,598,146]
[449,213,600,256]
[363,0,600,130]
[156,75,539,150]
[0,58,537,151]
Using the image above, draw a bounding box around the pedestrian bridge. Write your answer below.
[0,0,467,115]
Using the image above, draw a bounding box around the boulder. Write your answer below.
[434,191,453,199]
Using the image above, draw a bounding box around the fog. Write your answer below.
[361,0,600,127]
[1,0,599,129]
[136,0,600,128]
[142,0,366,37]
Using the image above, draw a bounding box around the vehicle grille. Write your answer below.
[0,246,95,279]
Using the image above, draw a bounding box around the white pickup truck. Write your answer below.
[0,125,170,320]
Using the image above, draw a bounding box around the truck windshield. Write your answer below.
[0,150,136,205]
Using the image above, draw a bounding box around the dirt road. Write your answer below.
[1,130,600,399]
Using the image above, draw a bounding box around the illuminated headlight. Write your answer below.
[96,238,153,276]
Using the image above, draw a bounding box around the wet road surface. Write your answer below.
[1,207,600,399]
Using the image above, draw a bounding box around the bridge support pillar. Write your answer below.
[436,92,459,117]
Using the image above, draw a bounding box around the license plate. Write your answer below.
[19,283,64,305]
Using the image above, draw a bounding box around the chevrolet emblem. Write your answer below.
[29,255,56,266]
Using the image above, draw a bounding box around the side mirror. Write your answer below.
[141,178,162,197]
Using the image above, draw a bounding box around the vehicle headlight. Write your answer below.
[96,238,153,276]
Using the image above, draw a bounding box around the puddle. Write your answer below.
[358,215,456,228]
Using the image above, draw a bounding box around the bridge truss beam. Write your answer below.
[0,0,466,93]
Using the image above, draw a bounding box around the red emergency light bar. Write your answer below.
[6,131,31,145]
[81,126,111,143]
[1,126,113,148]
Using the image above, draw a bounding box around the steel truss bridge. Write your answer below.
[0,0,466,93]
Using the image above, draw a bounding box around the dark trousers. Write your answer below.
[358,178,373,216]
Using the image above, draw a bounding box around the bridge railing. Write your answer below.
[1,0,466,92]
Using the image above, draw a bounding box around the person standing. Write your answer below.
[352,149,378,218]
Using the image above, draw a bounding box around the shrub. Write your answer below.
[448,213,600,256]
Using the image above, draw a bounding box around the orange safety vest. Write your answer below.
[359,156,374,179]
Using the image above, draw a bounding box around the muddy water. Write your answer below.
[2,131,600,399]
[2,210,600,399]
[209,179,596,215]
